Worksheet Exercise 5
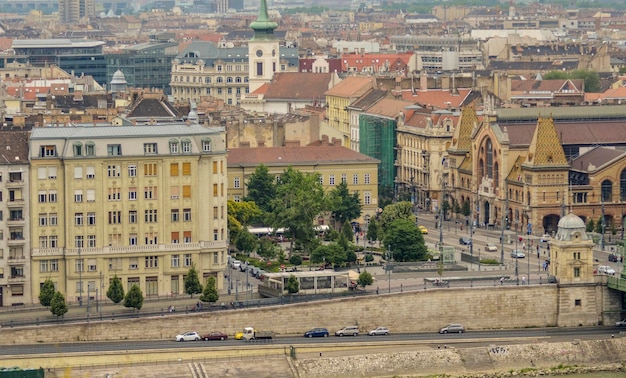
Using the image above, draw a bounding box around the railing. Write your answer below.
[607,275,626,291]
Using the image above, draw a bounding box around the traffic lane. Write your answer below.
[0,327,619,356]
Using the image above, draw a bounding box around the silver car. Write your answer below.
[368,327,389,336]
[335,326,359,336]
[616,319,626,327]
[439,324,465,334]
[175,331,201,342]
[510,250,526,258]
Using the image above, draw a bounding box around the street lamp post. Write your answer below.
[78,247,83,306]
[515,236,519,285]
[387,245,391,293]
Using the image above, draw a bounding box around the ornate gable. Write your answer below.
[523,116,568,168]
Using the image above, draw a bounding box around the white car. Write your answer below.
[598,265,616,275]
[231,260,242,270]
[540,234,551,242]
[510,250,526,258]
[176,331,201,342]
[368,327,390,336]
[616,319,626,327]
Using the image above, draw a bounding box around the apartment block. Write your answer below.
[29,123,228,304]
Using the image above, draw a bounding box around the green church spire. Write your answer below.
[250,0,278,41]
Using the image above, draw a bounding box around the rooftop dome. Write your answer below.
[110,70,127,85]
[554,212,589,242]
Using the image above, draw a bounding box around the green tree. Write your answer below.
[379,201,415,232]
[123,284,144,310]
[200,276,219,303]
[329,181,362,230]
[462,199,471,217]
[366,218,381,243]
[106,275,125,304]
[586,218,595,233]
[270,166,327,256]
[544,69,600,93]
[286,274,300,294]
[453,201,462,218]
[311,243,346,266]
[228,200,261,247]
[441,199,451,221]
[184,264,203,297]
[356,271,373,289]
[289,254,303,267]
[235,230,258,255]
[245,164,276,214]
[341,221,354,242]
[383,219,428,261]
[257,237,279,261]
[50,291,68,318]
[595,216,604,234]
[39,278,55,307]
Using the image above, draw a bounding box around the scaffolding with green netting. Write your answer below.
[359,114,397,191]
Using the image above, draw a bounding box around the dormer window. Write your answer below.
[73,142,82,157]
[40,145,56,158]
[202,138,212,152]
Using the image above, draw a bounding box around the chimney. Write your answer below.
[420,71,427,91]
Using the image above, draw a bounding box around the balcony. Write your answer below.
[8,275,26,284]
[7,218,25,226]
[8,256,26,264]
[8,237,26,245]
[7,200,25,208]
[6,180,24,188]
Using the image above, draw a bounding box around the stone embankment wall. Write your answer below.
[295,338,626,378]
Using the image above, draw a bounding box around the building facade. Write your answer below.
[0,131,31,307]
[29,123,228,304]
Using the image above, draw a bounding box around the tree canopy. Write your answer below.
[543,69,601,92]
[123,284,144,310]
[329,181,362,230]
[379,201,416,232]
[357,271,374,288]
[106,275,124,304]
[184,264,203,297]
[286,275,300,294]
[383,218,428,261]
[245,164,276,214]
[39,278,55,307]
[200,276,219,303]
[50,291,68,318]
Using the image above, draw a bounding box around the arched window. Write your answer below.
[205,77,211,84]
[486,139,493,179]
[226,77,233,83]
[494,162,499,187]
[620,169,626,201]
[169,139,179,154]
[216,77,223,83]
[479,158,484,179]
[601,180,613,202]
[73,142,82,157]
[85,142,95,156]
[181,138,192,153]
[235,77,242,83]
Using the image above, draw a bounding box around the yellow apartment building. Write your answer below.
[29,123,228,304]
[227,145,380,226]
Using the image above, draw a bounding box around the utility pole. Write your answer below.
[500,181,508,264]
[601,198,606,251]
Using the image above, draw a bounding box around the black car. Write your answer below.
[609,253,619,262]
[459,237,472,246]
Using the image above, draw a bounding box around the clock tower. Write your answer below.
[248,0,280,93]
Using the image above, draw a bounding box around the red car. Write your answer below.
[201,331,228,341]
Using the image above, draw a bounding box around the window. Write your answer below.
[86,166,95,179]
[183,253,192,267]
[233,195,241,202]
[319,175,323,185]
[39,213,48,226]
[145,256,158,268]
[183,231,192,243]
[107,144,122,156]
[144,143,157,154]
[183,208,191,221]
[129,210,137,224]
[49,213,58,226]
[234,177,241,188]
[145,232,158,244]
[170,163,179,176]
[47,167,57,179]
[129,258,138,270]
[108,211,121,224]
[87,189,95,202]
[145,209,158,223]
[129,234,138,245]
[182,140,191,153]
[74,166,83,179]
[87,212,96,225]
[74,190,83,203]
[353,174,358,184]
[182,185,191,198]
[75,236,84,248]
[128,164,137,177]
[171,231,179,244]
[107,165,120,177]
[213,206,218,219]
[341,174,347,183]
[213,184,218,196]
[108,188,121,201]
[73,142,82,157]
[171,209,179,222]
[364,174,370,184]
[329,175,335,185]
[202,138,211,152]
[39,236,48,248]
[364,191,371,205]
[144,163,157,176]
[48,191,57,202]
[50,236,58,248]
[75,213,84,226]
[171,254,180,268]
[601,180,612,202]
[40,260,50,272]
[128,187,137,200]
[87,235,96,248]
[574,267,580,278]
[85,142,95,156]
[144,186,156,199]
[182,162,191,176]
[170,140,179,153]
[40,145,56,157]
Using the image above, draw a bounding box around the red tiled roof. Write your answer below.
[264,72,332,100]
[227,146,380,167]
[364,98,415,118]
[340,52,413,72]
[0,37,14,51]
[324,76,376,98]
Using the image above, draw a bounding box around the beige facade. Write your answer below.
[29,124,228,304]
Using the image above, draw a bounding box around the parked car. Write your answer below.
[304,328,330,338]
[201,331,228,341]
[510,250,526,259]
[335,325,359,336]
[439,324,465,334]
[418,225,428,234]
[598,265,616,275]
[485,243,498,252]
[231,260,242,270]
[368,327,390,336]
[459,237,472,246]
[175,331,201,342]
[608,253,619,262]
[616,319,626,327]
[540,234,551,242]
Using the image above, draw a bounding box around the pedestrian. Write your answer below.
[522,276,526,285]
[500,277,504,285]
